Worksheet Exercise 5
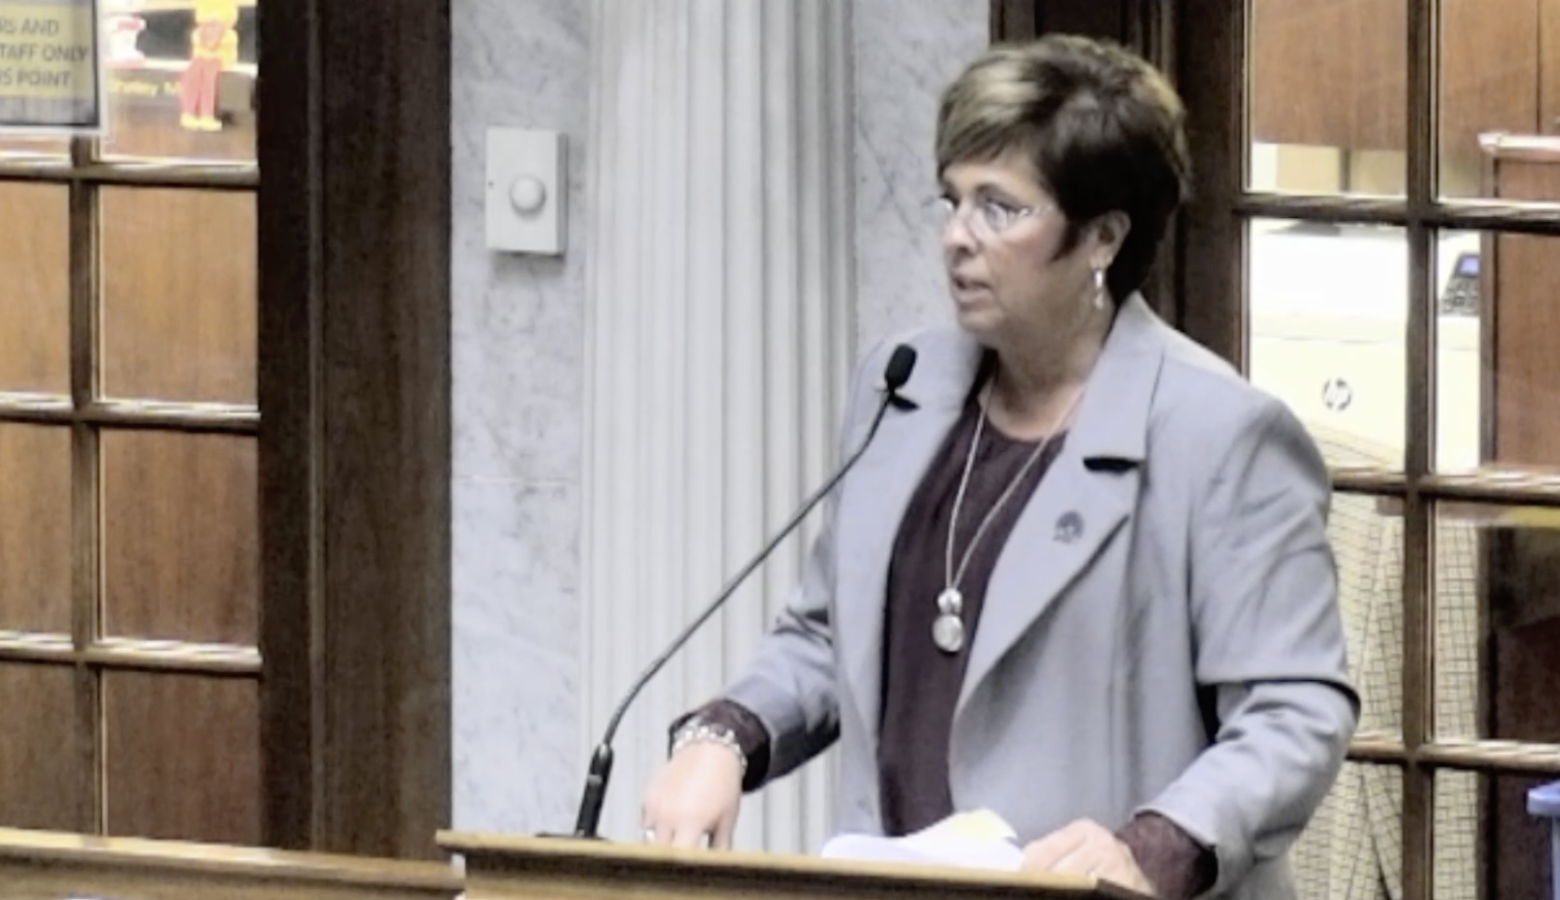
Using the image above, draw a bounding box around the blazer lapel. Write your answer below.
[956,296,1167,713]
[834,329,983,757]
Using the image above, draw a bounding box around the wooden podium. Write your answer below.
[438,831,1146,900]
[0,827,461,900]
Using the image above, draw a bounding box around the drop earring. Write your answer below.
[1092,267,1108,310]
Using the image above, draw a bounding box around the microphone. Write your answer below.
[563,344,918,840]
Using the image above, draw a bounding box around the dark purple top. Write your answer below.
[679,370,1215,899]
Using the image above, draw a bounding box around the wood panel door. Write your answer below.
[1544,0,1560,134]
[0,0,452,859]
[0,6,264,843]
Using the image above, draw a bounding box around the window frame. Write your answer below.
[996,2,1560,897]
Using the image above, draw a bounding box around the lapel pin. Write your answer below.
[1054,511,1084,543]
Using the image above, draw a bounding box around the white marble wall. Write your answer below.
[451,0,590,835]
[450,0,986,837]
[853,0,988,348]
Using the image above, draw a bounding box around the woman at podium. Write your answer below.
[640,35,1359,900]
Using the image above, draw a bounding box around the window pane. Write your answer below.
[104,671,260,843]
[0,424,71,635]
[1438,0,1560,200]
[0,664,85,831]
[1433,769,1557,900]
[1291,762,1403,900]
[100,187,257,405]
[1331,492,1404,739]
[0,182,69,395]
[1248,0,1407,196]
[1434,502,1560,745]
[1435,229,1560,474]
[100,2,258,162]
[101,431,258,646]
[1248,219,1407,470]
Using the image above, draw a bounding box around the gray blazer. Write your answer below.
[724,295,1360,899]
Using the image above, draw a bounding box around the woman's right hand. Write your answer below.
[640,743,744,849]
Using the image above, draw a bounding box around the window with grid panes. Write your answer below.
[1183,1,1560,898]
[0,0,261,843]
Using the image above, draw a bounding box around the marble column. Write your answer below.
[581,0,854,852]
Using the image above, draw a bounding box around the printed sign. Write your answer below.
[0,0,101,131]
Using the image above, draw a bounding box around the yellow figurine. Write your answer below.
[178,0,239,132]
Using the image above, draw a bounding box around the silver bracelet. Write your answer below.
[671,720,748,775]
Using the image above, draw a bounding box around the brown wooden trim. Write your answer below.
[1236,193,1560,234]
[444,832,1142,900]
[0,161,257,190]
[258,0,326,855]
[1347,738,1560,776]
[1400,1,1437,898]
[1332,470,1410,495]
[75,402,260,433]
[1421,473,1560,506]
[0,637,262,674]
[85,640,263,674]
[314,0,452,859]
[1419,742,1560,774]
[1348,737,1410,764]
[0,399,260,433]
[1235,194,1411,225]
[0,827,462,900]
[66,136,102,838]
[259,0,453,859]
[989,0,1037,42]
[1174,0,1244,366]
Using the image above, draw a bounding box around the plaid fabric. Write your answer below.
[1283,429,1479,900]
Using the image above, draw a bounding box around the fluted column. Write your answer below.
[581,0,854,852]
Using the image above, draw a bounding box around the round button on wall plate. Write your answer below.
[510,175,548,215]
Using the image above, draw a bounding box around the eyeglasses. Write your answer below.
[932,194,1050,244]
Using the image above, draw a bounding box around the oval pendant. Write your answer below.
[932,613,965,654]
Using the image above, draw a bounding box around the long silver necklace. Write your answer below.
[933,376,1083,654]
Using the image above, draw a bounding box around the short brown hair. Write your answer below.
[935,35,1191,303]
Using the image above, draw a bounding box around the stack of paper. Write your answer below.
[820,809,1023,871]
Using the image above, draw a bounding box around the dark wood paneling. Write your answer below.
[100,188,258,405]
[0,425,71,634]
[991,0,1166,66]
[0,184,69,394]
[1488,159,1560,464]
[1545,0,1560,134]
[315,0,452,858]
[255,0,323,854]
[104,671,262,843]
[1249,0,1393,150]
[1032,1,1126,42]
[1174,0,1243,365]
[1486,769,1557,900]
[258,0,452,859]
[1249,1,1342,145]
[989,0,1036,43]
[101,431,259,646]
[0,664,87,831]
[1441,0,1541,195]
[1248,0,1548,191]
[1483,156,1560,900]
[1353,0,1409,153]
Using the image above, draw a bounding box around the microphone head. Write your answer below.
[883,344,918,393]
